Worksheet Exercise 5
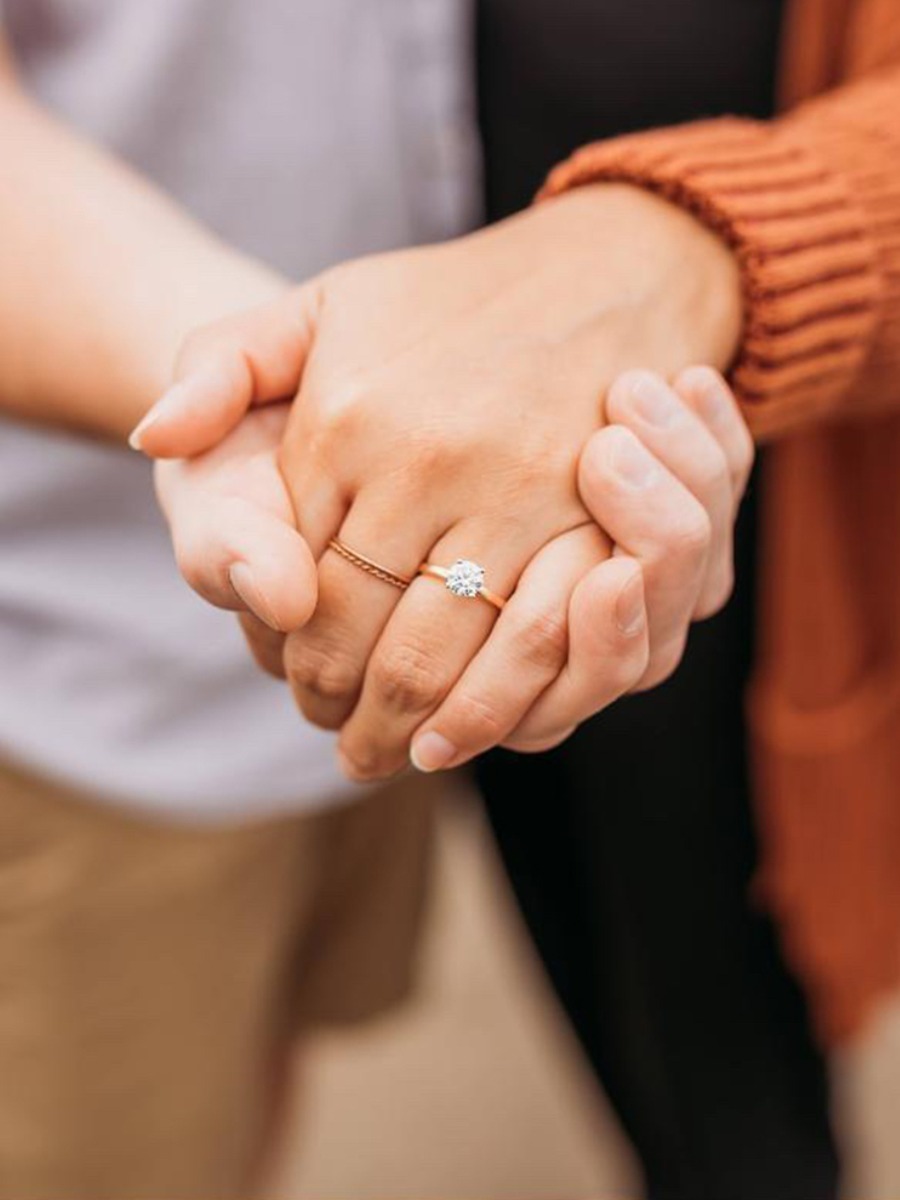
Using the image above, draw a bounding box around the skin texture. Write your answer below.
[147,186,751,780]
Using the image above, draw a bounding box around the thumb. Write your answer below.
[130,282,321,459]
[165,488,319,633]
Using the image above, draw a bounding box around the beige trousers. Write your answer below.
[0,760,436,1199]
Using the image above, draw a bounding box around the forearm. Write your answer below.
[541,68,900,437]
[452,183,742,393]
[0,76,284,442]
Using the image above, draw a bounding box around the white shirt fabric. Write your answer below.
[0,0,481,822]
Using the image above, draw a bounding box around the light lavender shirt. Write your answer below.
[0,0,481,821]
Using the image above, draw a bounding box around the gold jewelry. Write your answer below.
[327,539,412,591]
[418,558,507,611]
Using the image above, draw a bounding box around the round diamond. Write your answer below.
[445,559,485,599]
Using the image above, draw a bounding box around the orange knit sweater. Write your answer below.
[542,0,900,1043]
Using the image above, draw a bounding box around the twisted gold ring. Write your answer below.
[327,539,412,591]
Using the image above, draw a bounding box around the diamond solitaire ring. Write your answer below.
[418,558,507,611]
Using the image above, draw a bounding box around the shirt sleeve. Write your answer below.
[539,67,900,440]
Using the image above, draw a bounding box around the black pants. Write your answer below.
[476,482,840,1200]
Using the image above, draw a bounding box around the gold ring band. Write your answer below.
[418,560,507,611]
[328,539,412,591]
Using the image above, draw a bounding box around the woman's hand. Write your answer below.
[140,184,747,779]
[278,187,742,779]
[149,365,752,777]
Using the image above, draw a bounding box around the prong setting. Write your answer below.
[445,559,485,599]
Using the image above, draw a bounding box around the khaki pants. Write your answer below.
[0,761,436,1199]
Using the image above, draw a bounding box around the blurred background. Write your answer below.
[269,775,900,1200]
[2,5,898,1196]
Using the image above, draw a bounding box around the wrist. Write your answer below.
[469,183,742,382]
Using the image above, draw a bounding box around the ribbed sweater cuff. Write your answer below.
[539,118,881,437]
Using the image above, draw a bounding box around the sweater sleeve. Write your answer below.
[539,68,900,438]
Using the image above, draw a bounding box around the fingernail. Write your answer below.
[128,409,160,451]
[128,380,193,450]
[411,732,457,773]
[616,568,646,636]
[228,563,281,631]
[628,372,681,428]
[611,429,661,490]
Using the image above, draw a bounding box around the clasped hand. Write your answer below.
[138,186,752,780]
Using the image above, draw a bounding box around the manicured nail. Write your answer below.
[128,409,160,450]
[128,379,194,450]
[228,563,281,631]
[411,732,457,773]
[616,568,646,636]
[611,429,661,490]
[628,372,681,428]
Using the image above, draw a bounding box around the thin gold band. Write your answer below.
[327,539,412,591]
[418,564,507,611]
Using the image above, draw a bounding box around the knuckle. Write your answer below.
[449,691,507,745]
[317,376,369,420]
[292,687,355,731]
[697,448,731,498]
[255,654,287,681]
[371,643,449,713]
[284,640,360,704]
[503,728,573,754]
[391,428,458,495]
[617,631,651,692]
[580,425,619,489]
[603,382,630,425]
[735,433,756,493]
[738,425,756,469]
[173,545,204,595]
[694,564,735,620]
[172,535,213,601]
[294,698,347,732]
[240,614,287,679]
[670,503,713,562]
[337,745,389,783]
[602,614,650,695]
[244,638,287,679]
[509,606,569,673]
[301,379,368,456]
[605,370,666,422]
[638,638,686,691]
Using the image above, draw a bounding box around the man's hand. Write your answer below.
[153,405,318,661]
